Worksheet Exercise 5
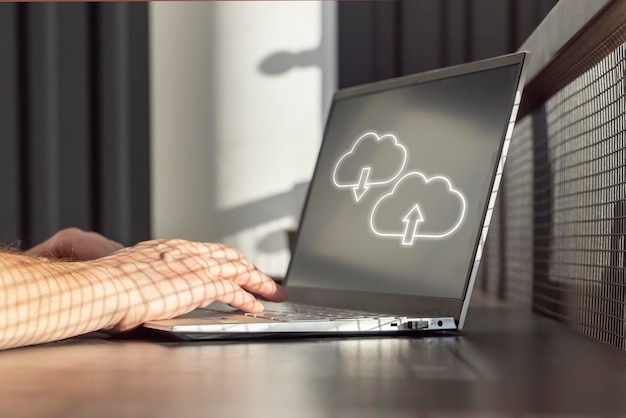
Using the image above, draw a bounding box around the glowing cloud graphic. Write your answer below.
[332,132,407,202]
[370,172,466,246]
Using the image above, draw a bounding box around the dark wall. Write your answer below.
[338,0,558,88]
[0,3,150,247]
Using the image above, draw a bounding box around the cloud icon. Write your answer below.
[332,132,407,202]
[369,172,466,246]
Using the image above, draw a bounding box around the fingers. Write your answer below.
[230,269,288,302]
[208,279,264,313]
[198,243,288,301]
[137,239,288,302]
[201,257,288,302]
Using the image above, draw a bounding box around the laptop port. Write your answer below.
[401,320,428,330]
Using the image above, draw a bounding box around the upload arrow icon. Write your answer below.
[401,204,425,246]
[369,171,466,246]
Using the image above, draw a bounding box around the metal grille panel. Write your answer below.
[492,44,626,349]
[540,45,626,348]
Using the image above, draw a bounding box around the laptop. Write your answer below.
[144,51,529,338]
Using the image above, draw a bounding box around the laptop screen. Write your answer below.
[287,60,522,301]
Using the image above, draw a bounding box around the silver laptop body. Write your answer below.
[145,52,529,337]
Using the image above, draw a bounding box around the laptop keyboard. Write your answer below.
[242,302,395,322]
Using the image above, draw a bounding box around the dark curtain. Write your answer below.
[0,2,150,247]
[338,0,558,88]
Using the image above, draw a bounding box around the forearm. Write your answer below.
[0,253,129,350]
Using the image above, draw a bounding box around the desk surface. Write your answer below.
[2,301,626,417]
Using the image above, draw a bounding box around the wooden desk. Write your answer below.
[2,302,626,417]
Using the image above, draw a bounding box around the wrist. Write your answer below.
[81,258,143,332]
[66,260,130,331]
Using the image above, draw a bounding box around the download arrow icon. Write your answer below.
[401,203,424,246]
[352,166,371,202]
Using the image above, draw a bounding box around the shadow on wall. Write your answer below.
[209,3,334,259]
[258,1,334,124]
[215,181,309,254]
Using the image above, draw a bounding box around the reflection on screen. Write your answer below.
[287,64,520,300]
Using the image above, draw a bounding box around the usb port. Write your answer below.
[401,320,428,330]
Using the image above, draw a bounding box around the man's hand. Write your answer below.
[1,235,287,349]
[85,239,288,332]
[25,228,124,261]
